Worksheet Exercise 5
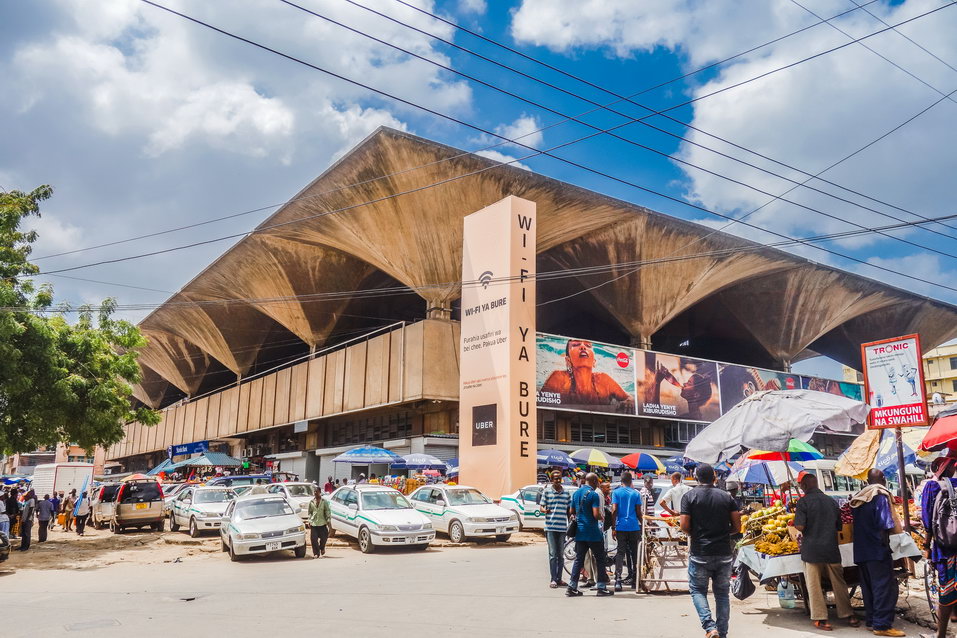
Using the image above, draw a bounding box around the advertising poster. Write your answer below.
[861,334,928,428]
[800,376,863,402]
[635,351,720,422]
[536,333,636,415]
[718,364,801,413]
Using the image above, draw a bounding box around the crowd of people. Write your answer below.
[0,486,91,551]
[539,463,919,638]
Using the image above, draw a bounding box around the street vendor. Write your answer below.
[849,469,905,637]
[794,471,859,631]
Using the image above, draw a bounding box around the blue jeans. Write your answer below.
[688,554,733,637]
[569,540,608,591]
[546,531,565,584]
[0,519,8,537]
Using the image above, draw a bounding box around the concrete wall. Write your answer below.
[108,320,460,461]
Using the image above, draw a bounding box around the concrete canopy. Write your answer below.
[134,127,957,401]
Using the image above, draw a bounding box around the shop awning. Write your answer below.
[170,452,242,469]
[147,458,177,475]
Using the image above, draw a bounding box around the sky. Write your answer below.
[3,0,957,381]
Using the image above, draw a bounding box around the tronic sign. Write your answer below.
[861,334,928,428]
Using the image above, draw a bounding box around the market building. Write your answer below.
[105,128,957,483]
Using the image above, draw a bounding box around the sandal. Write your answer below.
[846,616,861,627]
[812,620,833,631]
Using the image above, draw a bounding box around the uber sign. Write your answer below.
[472,403,497,446]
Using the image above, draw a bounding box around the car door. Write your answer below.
[174,488,193,526]
[328,489,347,534]
[420,488,449,532]
[341,489,361,537]
[520,487,542,525]
[220,501,235,547]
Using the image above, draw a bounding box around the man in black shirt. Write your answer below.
[681,464,740,638]
[794,472,859,631]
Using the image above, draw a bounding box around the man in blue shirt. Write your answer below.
[850,469,904,637]
[541,470,572,588]
[611,471,642,591]
[567,473,611,597]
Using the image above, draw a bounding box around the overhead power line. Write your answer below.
[390,0,957,236]
[47,0,953,302]
[31,0,944,263]
[285,0,957,263]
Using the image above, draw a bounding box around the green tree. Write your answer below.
[0,185,158,453]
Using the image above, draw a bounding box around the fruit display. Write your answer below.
[738,500,798,555]
[839,502,853,525]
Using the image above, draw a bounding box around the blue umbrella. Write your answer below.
[537,449,575,468]
[874,430,917,476]
[391,453,447,470]
[332,446,403,464]
[664,456,696,475]
[445,458,459,476]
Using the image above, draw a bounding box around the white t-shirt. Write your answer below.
[660,483,692,513]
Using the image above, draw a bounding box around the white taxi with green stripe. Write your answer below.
[169,486,236,538]
[500,485,545,530]
[328,485,434,554]
[408,485,518,543]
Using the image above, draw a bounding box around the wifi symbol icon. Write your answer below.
[479,271,493,289]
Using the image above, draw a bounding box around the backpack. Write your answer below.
[933,479,957,551]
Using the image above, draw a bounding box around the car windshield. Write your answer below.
[362,491,410,510]
[446,489,491,506]
[285,485,314,498]
[195,491,234,504]
[234,499,294,521]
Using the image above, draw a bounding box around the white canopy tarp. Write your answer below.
[685,389,869,464]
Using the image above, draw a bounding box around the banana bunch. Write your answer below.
[754,532,799,556]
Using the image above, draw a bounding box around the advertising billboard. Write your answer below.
[718,365,801,413]
[861,334,928,428]
[635,351,720,422]
[536,333,636,415]
[800,376,863,402]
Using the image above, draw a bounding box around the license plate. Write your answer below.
[393,537,406,543]
[265,542,281,551]
[497,527,505,534]
[135,503,148,510]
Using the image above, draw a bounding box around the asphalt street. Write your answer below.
[1,541,926,637]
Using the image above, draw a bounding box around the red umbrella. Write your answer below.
[920,409,957,451]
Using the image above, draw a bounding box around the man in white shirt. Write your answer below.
[659,472,692,517]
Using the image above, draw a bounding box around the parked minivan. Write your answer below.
[90,483,122,529]
[111,479,165,533]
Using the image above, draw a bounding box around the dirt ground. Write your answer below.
[1,523,546,573]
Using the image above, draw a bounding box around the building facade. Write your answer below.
[924,342,957,407]
[105,128,957,484]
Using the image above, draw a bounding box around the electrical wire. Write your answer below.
[29,0,945,263]
[46,0,957,302]
[392,0,957,237]
[284,0,957,263]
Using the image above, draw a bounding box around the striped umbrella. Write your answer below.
[747,439,823,462]
[728,459,804,485]
[332,446,403,464]
[391,453,447,470]
[537,449,576,468]
[620,452,666,473]
[570,448,624,470]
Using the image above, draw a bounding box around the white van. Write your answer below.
[803,459,922,504]
[31,463,94,498]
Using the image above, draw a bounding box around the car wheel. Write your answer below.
[189,518,200,538]
[358,527,375,554]
[109,519,119,534]
[449,520,465,544]
[154,519,165,533]
[169,512,180,532]
[495,534,511,543]
[294,544,307,559]
[516,515,524,532]
[221,537,228,552]
[229,540,241,562]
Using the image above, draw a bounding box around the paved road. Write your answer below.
[1,542,926,637]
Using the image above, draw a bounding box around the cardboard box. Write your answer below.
[838,522,853,545]
[787,526,801,543]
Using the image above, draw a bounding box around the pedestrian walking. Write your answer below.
[6,488,20,539]
[74,491,90,536]
[37,494,55,543]
[541,470,571,588]
[63,490,76,532]
[794,471,859,631]
[640,476,656,516]
[659,472,692,517]
[680,464,740,638]
[19,489,37,551]
[850,469,905,636]
[566,473,611,597]
[921,457,957,638]
[49,493,60,530]
[323,476,335,494]
[0,497,8,538]
[307,489,331,558]
[611,471,642,591]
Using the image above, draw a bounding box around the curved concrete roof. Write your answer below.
[133,127,957,406]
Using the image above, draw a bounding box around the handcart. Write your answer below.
[638,515,690,592]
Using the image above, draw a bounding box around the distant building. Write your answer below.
[2,444,105,476]
[842,365,864,384]
[924,342,957,408]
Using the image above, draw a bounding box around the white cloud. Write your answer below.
[23,213,85,257]
[858,253,956,300]
[474,149,532,171]
[459,0,487,14]
[495,114,544,148]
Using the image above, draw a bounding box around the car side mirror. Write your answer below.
[348,503,358,510]
[435,499,446,507]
